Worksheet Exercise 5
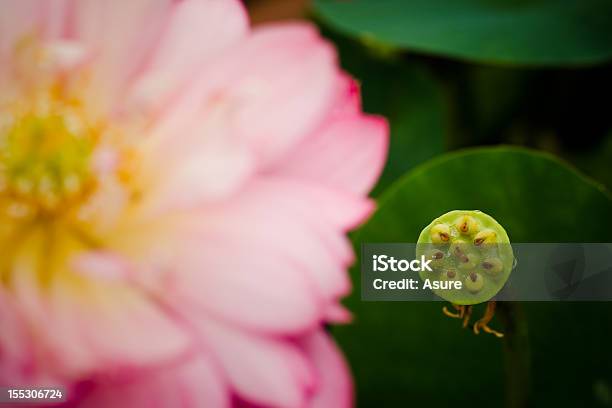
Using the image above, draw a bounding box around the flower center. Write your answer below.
[0,95,104,287]
[0,102,96,218]
[0,37,137,289]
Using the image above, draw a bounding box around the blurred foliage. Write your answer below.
[314,5,612,191]
[246,0,308,24]
[310,1,612,406]
[313,0,612,66]
[356,148,612,243]
[567,132,612,192]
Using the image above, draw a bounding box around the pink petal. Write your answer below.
[168,236,323,334]
[0,289,32,385]
[0,0,41,59]
[137,23,344,209]
[189,318,315,408]
[232,177,375,232]
[7,236,97,380]
[141,139,254,214]
[226,23,338,165]
[0,1,75,88]
[80,353,229,408]
[301,330,353,408]
[160,179,370,333]
[12,272,191,379]
[126,0,249,115]
[40,0,72,40]
[332,74,362,116]
[148,23,338,169]
[324,303,353,324]
[71,251,132,282]
[0,0,45,90]
[275,110,389,196]
[57,281,190,373]
[72,0,173,115]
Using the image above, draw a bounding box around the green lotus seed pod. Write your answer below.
[416,210,514,305]
[430,223,451,243]
[465,272,484,293]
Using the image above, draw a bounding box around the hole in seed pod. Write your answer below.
[440,233,449,241]
[474,230,496,246]
[450,240,468,257]
[455,215,478,235]
[469,272,478,282]
[459,253,480,270]
[433,251,444,260]
[447,270,456,279]
[481,258,503,275]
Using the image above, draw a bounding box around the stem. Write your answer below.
[497,302,531,408]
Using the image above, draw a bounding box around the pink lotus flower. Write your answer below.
[0,0,388,406]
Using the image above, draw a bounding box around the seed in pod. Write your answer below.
[430,224,451,244]
[474,230,497,246]
[482,258,503,276]
[455,215,479,235]
[458,252,480,270]
[465,272,484,293]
